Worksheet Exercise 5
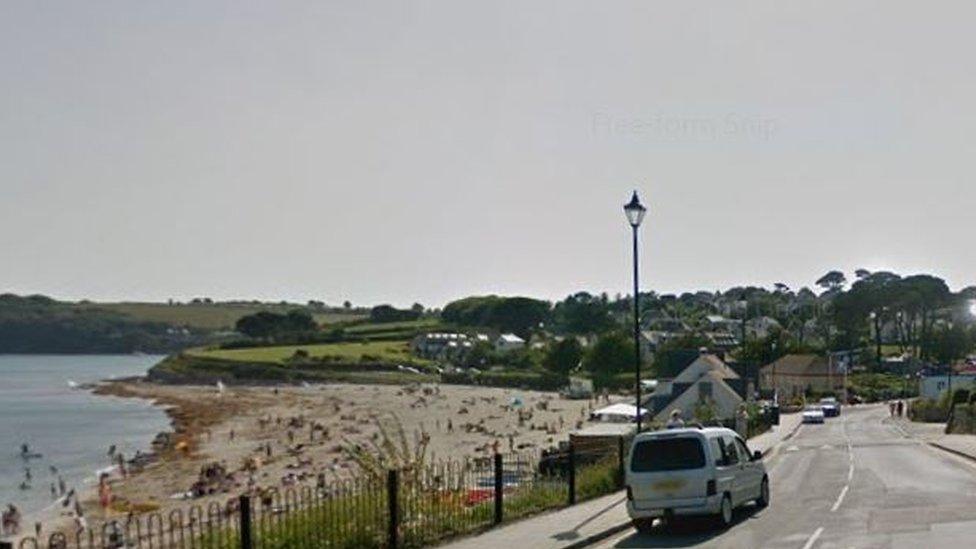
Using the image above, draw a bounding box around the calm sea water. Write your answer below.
[0,355,170,517]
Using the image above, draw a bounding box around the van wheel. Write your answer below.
[756,477,770,508]
[632,519,654,535]
[716,495,733,528]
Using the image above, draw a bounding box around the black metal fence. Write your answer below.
[6,440,626,549]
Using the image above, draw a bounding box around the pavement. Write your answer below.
[888,414,976,465]
[588,404,976,548]
[439,412,804,549]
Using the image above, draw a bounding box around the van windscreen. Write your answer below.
[631,437,706,472]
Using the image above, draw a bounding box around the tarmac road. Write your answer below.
[590,404,976,548]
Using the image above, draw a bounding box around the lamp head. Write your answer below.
[623,191,647,228]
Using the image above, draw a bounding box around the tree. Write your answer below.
[369,305,420,323]
[235,310,316,339]
[735,329,792,366]
[442,296,551,339]
[552,292,615,335]
[816,271,847,293]
[582,332,635,387]
[543,338,583,377]
[932,324,970,365]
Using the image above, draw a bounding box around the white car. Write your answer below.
[802,405,825,424]
[625,427,768,533]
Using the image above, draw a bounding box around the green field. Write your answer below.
[93,302,365,330]
[344,318,441,334]
[188,340,426,364]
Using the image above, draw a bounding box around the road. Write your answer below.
[590,404,976,548]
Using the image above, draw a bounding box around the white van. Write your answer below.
[625,427,768,533]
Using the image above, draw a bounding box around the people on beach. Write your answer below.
[2,504,21,536]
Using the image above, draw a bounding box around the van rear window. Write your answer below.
[631,437,706,472]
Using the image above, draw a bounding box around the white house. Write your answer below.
[920,374,976,400]
[495,333,526,353]
[648,353,744,423]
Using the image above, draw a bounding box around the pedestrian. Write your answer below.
[897,400,904,417]
[889,401,896,417]
[666,409,685,429]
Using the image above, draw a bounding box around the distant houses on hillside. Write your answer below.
[410,331,524,361]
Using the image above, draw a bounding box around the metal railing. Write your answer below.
[6,440,626,549]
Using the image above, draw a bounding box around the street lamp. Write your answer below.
[624,191,647,432]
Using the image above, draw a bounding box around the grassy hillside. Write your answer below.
[95,302,365,330]
[187,340,428,365]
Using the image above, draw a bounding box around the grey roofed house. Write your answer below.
[647,352,744,422]
[760,353,843,398]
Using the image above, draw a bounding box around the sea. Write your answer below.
[0,354,170,518]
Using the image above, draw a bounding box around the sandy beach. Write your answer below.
[50,380,619,531]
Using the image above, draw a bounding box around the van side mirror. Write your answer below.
[752,450,763,461]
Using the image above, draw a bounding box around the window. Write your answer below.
[723,436,740,465]
[631,437,706,472]
[710,438,726,466]
[735,438,753,461]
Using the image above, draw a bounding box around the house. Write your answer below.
[646,352,744,423]
[760,354,843,399]
[704,331,740,351]
[745,316,782,339]
[411,332,469,359]
[919,374,976,400]
[495,333,525,353]
[701,315,738,333]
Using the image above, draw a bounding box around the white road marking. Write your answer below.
[847,464,854,482]
[802,526,824,549]
[831,485,849,512]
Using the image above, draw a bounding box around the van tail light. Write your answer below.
[706,479,717,496]
[626,486,633,501]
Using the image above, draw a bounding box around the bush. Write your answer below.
[441,369,565,391]
[910,397,948,423]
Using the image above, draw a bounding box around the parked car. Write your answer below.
[625,427,768,533]
[818,397,841,417]
[802,405,825,424]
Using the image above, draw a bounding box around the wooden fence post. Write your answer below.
[493,453,504,525]
[387,469,399,549]
[239,495,253,549]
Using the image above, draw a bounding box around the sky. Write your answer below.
[2,1,975,308]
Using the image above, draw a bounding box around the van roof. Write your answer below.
[636,427,737,440]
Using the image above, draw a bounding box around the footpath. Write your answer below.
[441,412,804,549]
[890,415,976,463]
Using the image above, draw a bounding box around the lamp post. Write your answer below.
[624,191,647,432]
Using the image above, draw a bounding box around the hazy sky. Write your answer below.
[3,2,975,308]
